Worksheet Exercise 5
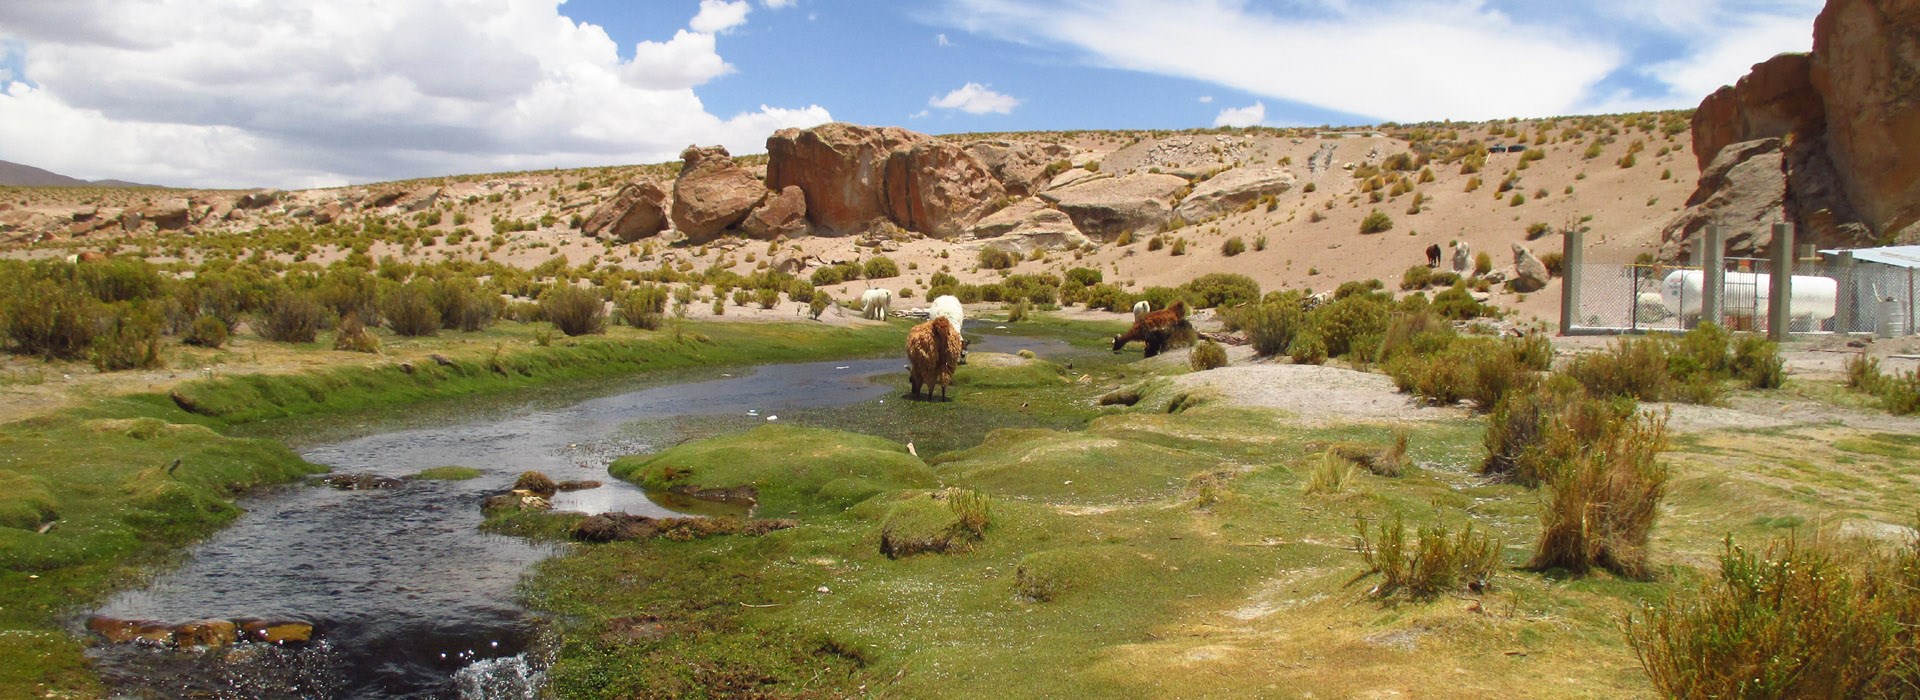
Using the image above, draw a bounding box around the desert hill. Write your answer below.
[0,159,157,188]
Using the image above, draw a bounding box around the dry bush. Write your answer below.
[1530,407,1669,578]
[382,282,441,337]
[1303,450,1355,495]
[183,315,229,349]
[1235,302,1303,356]
[1628,535,1920,698]
[1732,335,1786,389]
[3,279,100,359]
[1189,338,1228,371]
[257,293,325,343]
[1565,336,1673,402]
[332,314,380,354]
[90,305,163,371]
[1332,430,1409,477]
[1353,512,1500,600]
[1483,376,1634,487]
[541,285,606,337]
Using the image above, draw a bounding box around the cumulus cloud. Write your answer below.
[690,0,752,34]
[930,82,1019,114]
[0,0,829,187]
[1213,102,1264,128]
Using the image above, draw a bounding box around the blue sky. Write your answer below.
[0,0,1823,188]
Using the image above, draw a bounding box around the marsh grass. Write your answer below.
[1304,450,1357,495]
[1353,512,1501,600]
[1531,408,1670,578]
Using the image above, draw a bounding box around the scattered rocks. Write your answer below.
[318,473,404,490]
[87,615,313,648]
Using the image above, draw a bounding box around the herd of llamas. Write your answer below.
[895,294,1192,401]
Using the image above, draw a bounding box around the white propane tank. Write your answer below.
[1660,270,1836,321]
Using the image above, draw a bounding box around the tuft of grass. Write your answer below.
[1352,512,1500,600]
[1530,407,1670,579]
[331,313,381,354]
[1303,450,1356,495]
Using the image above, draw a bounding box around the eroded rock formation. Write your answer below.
[581,181,669,241]
[765,123,1006,238]
[671,145,766,242]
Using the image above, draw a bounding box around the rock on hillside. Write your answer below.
[1671,0,1920,256]
[672,145,767,242]
[1173,166,1295,222]
[765,123,1006,238]
[740,185,809,240]
[967,198,1092,253]
[582,181,669,242]
[964,140,1073,198]
[1038,173,1187,241]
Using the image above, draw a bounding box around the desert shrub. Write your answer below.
[1483,375,1632,486]
[1221,237,1247,257]
[1531,407,1669,578]
[1731,335,1786,389]
[1307,293,1391,359]
[731,289,751,307]
[1400,265,1433,291]
[1139,286,1192,313]
[1353,512,1500,600]
[183,315,229,348]
[332,313,381,354]
[381,282,441,337]
[1540,251,1565,277]
[1525,222,1552,240]
[863,256,899,279]
[1169,238,1187,256]
[89,304,163,371]
[1360,210,1394,234]
[977,247,1016,270]
[1375,310,1455,365]
[1846,352,1885,393]
[808,292,831,320]
[1566,336,1673,402]
[1473,251,1493,275]
[1289,330,1327,365]
[756,287,781,309]
[1006,298,1029,323]
[1189,339,1228,371]
[616,284,668,330]
[1628,536,1920,698]
[809,262,860,286]
[1180,273,1260,309]
[1330,431,1409,477]
[1303,450,1355,495]
[541,285,606,336]
[1146,236,1165,252]
[1235,302,1303,356]
[785,280,815,303]
[1512,332,1554,370]
[3,279,100,359]
[74,257,166,304]
[1676,321,1731,376]
[311,266,383,324]
[1430,284,1493,320]
[256,293,325,343]
[1883,369,1920,416]
[1065,267,1102,287]
[1083,284,1133,312]
[429,276,499,332]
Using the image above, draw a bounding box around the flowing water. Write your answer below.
[87,358,904,699]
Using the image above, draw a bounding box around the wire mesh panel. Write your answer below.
[1572,263,1695,332]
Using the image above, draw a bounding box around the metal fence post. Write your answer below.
[1559,227,1583,335]
[1835,251,1855,334]
[1769,222,1794,341]
[1702,226,1724,329]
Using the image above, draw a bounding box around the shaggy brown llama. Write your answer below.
[1112,300,1196,358]
[907,316,964,399]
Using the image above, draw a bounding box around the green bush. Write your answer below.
[3,278,100,359]
[256,293,325,343]
[183,315,229,348]
[1306,294,1391,359]
[1354,512,1500,600]
[1083,284,1133,312]
[1732,335,1786,389]
[1180,273,1260,309]
[1430,284,1493,320]
[1189,339,1228,371]
[1676,322,1731,376]
[382,282,441,337]
[1065,267,1102,287]
[1221,237,1247,256]
[1483,375,1631,487]
[90,304,163,371]
[76,257,166,303]
[978,247,1016,270]
[1473,251,1493,275]
[863,256,899,280]
[785,280,815,303]
[1169,238,1187,256]
[1400,265,1433,291]
[1566,336,1673,402]
[429,276,499,332]
[541,285,606,336]
[1531,406,1669,578]
[331,313,381,354]
[756,287,781,309]
[1235,302,1303,356]
[1289,330,1327,365]
[1360,210,1394,234]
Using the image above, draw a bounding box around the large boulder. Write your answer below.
[963,140,1072,198]
[739,185,809,240]
[671,144,767,242]
[1810,0,1920,243]
[139,200,192,230]
[1661,139,1789,259]
[390,187,440,213]
[1173,166,1295,222]
[1044,167,1107,191]
[1038,173,1188,241]
[582,181,669,241]
[1691,53,1824,171]
[765,123,1006,238]
[966,198,1092,253]
[1510,243,1550,293]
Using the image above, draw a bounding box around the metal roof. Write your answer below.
[1820,245,1920,270]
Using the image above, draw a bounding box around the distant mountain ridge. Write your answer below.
[0,160,157,188]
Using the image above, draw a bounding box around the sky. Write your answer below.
[0,0,1825,189]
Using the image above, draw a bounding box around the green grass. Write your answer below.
[413,465,483,480]
[611,424,937,517]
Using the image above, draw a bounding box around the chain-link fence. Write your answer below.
[1568,263,1697,333]
[1567,256,1914,336]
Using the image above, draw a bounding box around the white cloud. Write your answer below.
[1197,95,1213,104]
[909,109,931,119]
[0,0,828,187]
[1638,12,1815,102]
[625,29,733,90]
[690,0,751,34]
[930,82,1019,115]
[1213,101,1264,127]
[937,33,951,46]
[763,0,796,8]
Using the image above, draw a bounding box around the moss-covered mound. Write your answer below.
[876,488,991,558]
[933,428,1219,505]
[0,471,58,530]
[610,425,935,516]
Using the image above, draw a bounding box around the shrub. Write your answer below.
[1180,273,1260,309]
[90,305,163,371]
[183,315,229,348]
[731,288,752,307]
[541,285,606,336]
[1531,407,1669,578]
[1146,236,1165,252]
[1289,330,1327,365]
[1360,210,1394,234]
[1884,369,1920,416]
[1628,536,1920,698]
[1430,284,1492,320]
[3,279,100,359]
[978,247,1016,270]
[864,256,899,280]
[1221,237,1247,256]
[785,280,815,303]
[1303,450,1354,495]
[430,276,499,332]
[1400,265,1433,291]
[1306,294,1391,359]
[1006,298,1029,323]
[810,263,860,286]
[1676,322,1731,376]
[808,292,831,320]
[1189,339,1228,371]
[257,293,324,343]
[1540,251,1565,277]
[1483,376,1631,487]
[756,287,781,309]
[1353,512,1500,600]
[1525,222,1552,239]
[1731,335,1786,389]
[1566,336,1673,402]
[382,282,441,337]
[1236,302,1303,356]
[332,314,381,354]
[1065,267,1102,287]
[1083,284,1133,312]
[1473,251,1493,276]
[1169,238,1187,256]
[617,285,668,330]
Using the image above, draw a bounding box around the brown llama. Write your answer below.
[907,316,964,399]
[1112,300,1196,358]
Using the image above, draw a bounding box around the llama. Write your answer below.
[1112,300,1196,358]
[906,316,964,400]
[860,288,892,320]
[1132,300,1152,321]
[1425,244,1442,268]
[929,294,969,363]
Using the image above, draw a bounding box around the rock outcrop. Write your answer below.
[966,198,1093,253]
[1510,243,1550,293]
[582,181,669,241]
[765,123,1006,238]
[1670,0,1920,256]
[1172,167,1295,222]
[739,185,809,240]
[1038,173,1188,241]
[670,145,767,242]
[963,140,1072,198]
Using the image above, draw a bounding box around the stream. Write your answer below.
[84,323,1076,699]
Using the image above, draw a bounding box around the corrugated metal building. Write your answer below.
[1820,245,1919,336]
